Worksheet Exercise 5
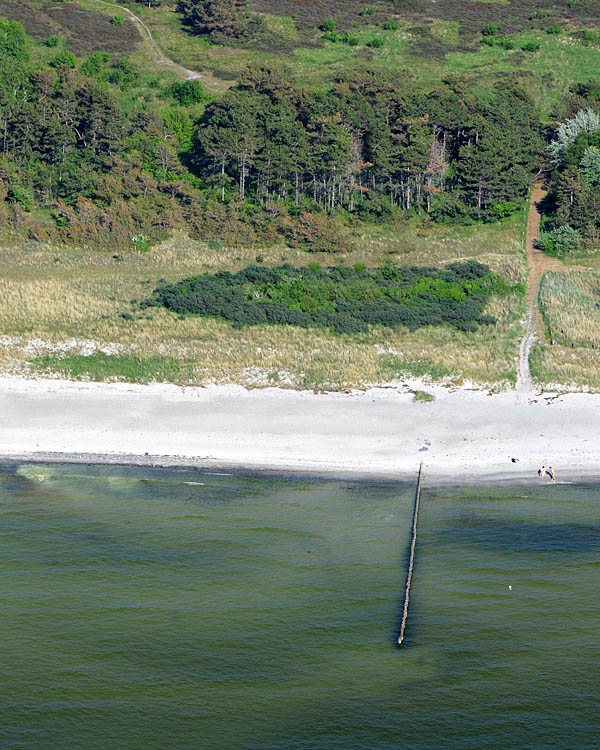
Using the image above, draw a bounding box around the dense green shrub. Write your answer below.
[536,225,583,256]
[80,51,110,76]
[50,50,78,68]
[491,201,518,218]
[168,79,210,105]
[320,19,337,32]
[577,30,600,46]
[0,18,30,61]
[342,33,359,46]
[482,23,501,36]
[44,35,61,48]
[324,31,359,45]
[481,35,515,50]
[141,261,517,334]
[429,193,475,224]
[6,185,32,210]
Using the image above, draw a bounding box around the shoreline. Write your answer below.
[2,451,598,487]
[0,375,598,486]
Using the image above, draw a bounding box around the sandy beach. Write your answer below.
[0,376,598,483]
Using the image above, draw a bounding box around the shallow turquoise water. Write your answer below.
[1,464,599,749]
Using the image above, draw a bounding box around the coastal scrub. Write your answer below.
[141,260,519,334]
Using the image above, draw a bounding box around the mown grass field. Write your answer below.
[531,269,600,389]
[0,215,525,389]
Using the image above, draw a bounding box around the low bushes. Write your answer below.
[536,225,583,256]
[33,352,195,383]
[141,260,518,334]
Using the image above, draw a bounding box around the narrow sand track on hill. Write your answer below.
[516,184,560,391]
[88,0,203,80]
[517,184,591,391]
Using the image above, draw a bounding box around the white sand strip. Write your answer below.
[0,377,597,482]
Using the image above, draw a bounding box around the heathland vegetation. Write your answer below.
[0,0,600,388]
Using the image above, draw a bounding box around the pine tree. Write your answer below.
[178,0,250,39]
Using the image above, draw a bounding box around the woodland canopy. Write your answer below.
[0,17,546,249]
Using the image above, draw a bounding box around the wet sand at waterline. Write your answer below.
[0,377,599,482]
[1,464,599,749]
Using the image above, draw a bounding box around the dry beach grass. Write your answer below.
[0,216,525,389]
[531,269,600,389]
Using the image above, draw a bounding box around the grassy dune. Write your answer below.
[531,270,600,389]
[0,215,525,389]
[539,270,600,349]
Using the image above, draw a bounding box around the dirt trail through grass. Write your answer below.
[87,0,203,80]
[517,185,562,390]
[516,184,593,390]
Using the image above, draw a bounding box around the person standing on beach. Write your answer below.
[547,466,555,482]
[538,465,545,478]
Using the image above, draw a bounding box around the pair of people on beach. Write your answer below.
[537,464,555,482]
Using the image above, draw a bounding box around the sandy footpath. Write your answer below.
[0,376,598,483]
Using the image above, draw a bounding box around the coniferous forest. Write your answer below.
[2,0,600,253]
[0,10,548,250]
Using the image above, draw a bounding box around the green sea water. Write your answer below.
[1,464,599,749]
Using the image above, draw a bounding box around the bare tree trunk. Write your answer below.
[221,158,225,202]
[239,153,247,199]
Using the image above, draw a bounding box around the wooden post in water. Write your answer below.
[397,462,423,648]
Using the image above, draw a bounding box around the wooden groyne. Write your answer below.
[397,462,423,648]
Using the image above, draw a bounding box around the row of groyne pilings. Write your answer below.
[396,462,423,648]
